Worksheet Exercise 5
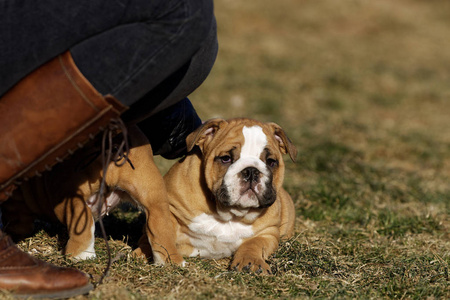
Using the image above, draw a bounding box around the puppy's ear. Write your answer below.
[267,122,297,162]
[186,118,226,153]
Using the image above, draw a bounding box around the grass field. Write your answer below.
[4,0,449,299]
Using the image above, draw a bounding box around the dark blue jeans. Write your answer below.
[0,0,217,121]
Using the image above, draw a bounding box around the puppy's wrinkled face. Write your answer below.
[213,125,279,210]
[187,118,296,220]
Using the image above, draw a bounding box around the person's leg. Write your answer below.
[1,0,127,96]
[70,0,218,155]
[71,0,214,109]
[1,0,216,158]
[1,0,215,296]
[139,97,202,159]
[131,17,218,158]
[1,0,215,109]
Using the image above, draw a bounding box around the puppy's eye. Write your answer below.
[220,155,232,164]
[267,158,278,168]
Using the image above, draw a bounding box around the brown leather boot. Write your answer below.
[0,231,93,298]
[0,51,127,297]
[0,51,127,201]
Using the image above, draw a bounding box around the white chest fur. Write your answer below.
[187,213,254,259]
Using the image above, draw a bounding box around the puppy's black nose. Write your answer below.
[241,167,260,182]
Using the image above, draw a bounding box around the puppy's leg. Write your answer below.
[122,126,184,266]
[133,231,153,260]
[231,233,279,274]
[131,183,184,266]
[54,196,96,259]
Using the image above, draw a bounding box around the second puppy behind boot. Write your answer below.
[2,125,185,265]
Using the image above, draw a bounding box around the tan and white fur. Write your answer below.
[138,118,297,273]
[1,125,184,265]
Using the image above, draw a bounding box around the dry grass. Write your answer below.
[2,0,449,299]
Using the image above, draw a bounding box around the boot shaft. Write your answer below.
[0,52,127,201]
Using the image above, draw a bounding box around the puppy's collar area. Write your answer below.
[215,201,264,222]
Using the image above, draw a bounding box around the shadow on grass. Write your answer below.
[30,202,146,252]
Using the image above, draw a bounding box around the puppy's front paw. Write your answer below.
[169,254,187,267]
[132,247,149,261]
[153,252,186,266]
[64,240,96,260]
[230,254,271,275]
[73,250,96,260]
[133,247,186,266]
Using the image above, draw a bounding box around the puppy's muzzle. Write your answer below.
[240,167,276,209]
[241,167,260,183]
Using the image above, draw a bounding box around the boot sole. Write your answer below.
[13,282,93,299]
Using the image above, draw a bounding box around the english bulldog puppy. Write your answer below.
[139,118,297,274]
[1,125,184,266]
